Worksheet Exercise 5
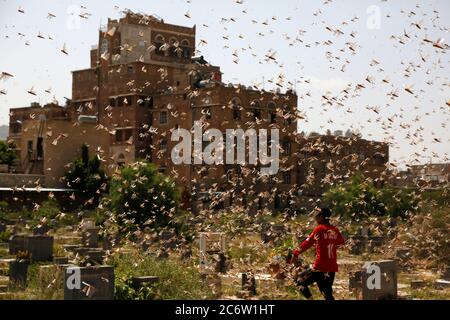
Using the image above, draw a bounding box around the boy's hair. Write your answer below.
[316,207,332,220]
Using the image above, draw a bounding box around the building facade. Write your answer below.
[6,11,388,213]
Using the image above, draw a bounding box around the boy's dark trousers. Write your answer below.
[297,270,336,301]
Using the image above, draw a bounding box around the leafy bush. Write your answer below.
[111,250,213,299]
[0,201,8,222]
[108,161,181,231]
[0,230,12,243]
[400,206,450,269]
[64,144,108,206]
[0,140,17,166]
[115,277,158,300]
[323,174,418,218]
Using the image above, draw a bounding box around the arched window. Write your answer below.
[268,101,277,123]
[181,39,191,58]
[250,100,261,108]
[169,37,178,57]
[154,34,164,54]
[231,97,241,120]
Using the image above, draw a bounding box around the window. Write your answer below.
[138,129,147,141]
[117,97,124,107]
[110,98,116,107]
[181,39,191,58]
[27,140,33,153]
[11,121,22,134]
[283,171,291,184]
[169,37,178,57]
[127,65,134,76]
[253,109,261,121]
[115,130,122,142]
[138,96,146,106]
[160,139,167,152]
[282,140,291,156]
[124,129,133,141]
[160,111,168,124]
[283,105,292,125]
[159,165,167,174]
[231,98,241,120]
[155,35,164,55]
[227,170,233,182]
[270,112,276,123]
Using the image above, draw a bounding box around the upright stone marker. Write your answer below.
[64,265,114,300]
[359,260,397,300]
[9,235,53,262]
[199,232,226,274]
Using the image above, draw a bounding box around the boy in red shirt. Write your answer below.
[292,207,345,300]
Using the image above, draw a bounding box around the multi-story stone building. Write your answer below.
[6,11,388,213]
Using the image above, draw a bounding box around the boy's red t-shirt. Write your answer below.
[296,224,345,272]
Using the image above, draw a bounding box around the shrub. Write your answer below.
[399,206,450,269]
[0,230,12,243]
[64,144,108,206]
[111,250,213,299]
[0,201,8,222]
[108,161,181,231]
[323,174,418,218]
[0,140,17,166]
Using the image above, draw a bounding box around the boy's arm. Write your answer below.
[293,228,317,257]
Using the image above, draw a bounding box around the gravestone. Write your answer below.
[131,276,159,290]
[103,233,120,251]
[411,280,426,289]
[33,224,50,235]
[81,228,99,248]
[261,223,286,245]
[74,247,105,264]
[441,266,450,280]
[367,236,385,253]
[349,236,367,255]
[358,260,397,300]
[64,265,114,300]
[160,230,177,250]
[9,235,53,262]
[359,226,371,237]
[201,273,222,298]
[241,272,257,295]
[9,260,29,288]
[80,218,96,230]
[38,264,68,289]
[54,257,69,265]
[434,280,450,289]
[199,232,226,274]
[395,248,411,261]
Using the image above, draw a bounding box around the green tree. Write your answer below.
[0,140,17,166]
[64,144,108,206]
[109,161,180,231]
[323,174,417,219]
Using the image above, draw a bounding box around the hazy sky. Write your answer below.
[0,0,449,168]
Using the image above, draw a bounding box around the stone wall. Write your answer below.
[0,174,45,188]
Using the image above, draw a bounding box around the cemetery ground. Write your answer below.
[0,198,448,300]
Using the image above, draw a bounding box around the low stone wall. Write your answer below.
[0,173,45,188]
[0,189,89,211]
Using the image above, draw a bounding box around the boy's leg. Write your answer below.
[316,272,336,301]
[297,271,319,299]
